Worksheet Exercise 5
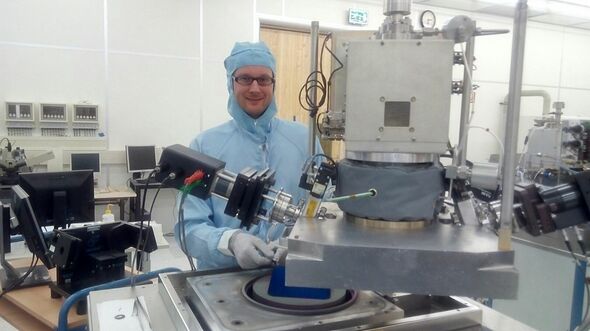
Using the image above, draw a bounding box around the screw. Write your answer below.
[409,127,415,132]
[411,96,416,102]
[379,96,385,102]
[378,127,384,132]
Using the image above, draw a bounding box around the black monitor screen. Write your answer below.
[11,185,55,268]
[18,170,95,228]
[71,153,100,173]
[126,145,156,173]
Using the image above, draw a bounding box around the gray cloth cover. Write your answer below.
[335,159,444,221]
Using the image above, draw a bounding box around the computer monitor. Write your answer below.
[126,145,156,175]
[0,186,54,290]
[18,170,95,229]
[10,185,55,269]
[70,152,101,173]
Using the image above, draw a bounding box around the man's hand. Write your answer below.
[229,232,274,269]
[270,242,288,265]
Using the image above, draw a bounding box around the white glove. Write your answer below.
[229,232,274,269]
[270,242,288,265]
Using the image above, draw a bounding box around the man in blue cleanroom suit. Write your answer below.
[175,42,314,270]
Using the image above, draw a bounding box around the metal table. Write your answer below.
[87,269,535,331]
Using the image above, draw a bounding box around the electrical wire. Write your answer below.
[302,153,336,173]
[130,169,157,287]
[147,176,171,229]
[172,171,205,271]
[317,34,344,135]
[468,125,505,180]
[0,255,38,299]
[0,137,10,148]
[298,71,326,115]
[298,33,343,119]
[123,175,176,278]
[177,182,202,271]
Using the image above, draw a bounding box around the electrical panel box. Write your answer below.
[40,103,68,137]
[73,104,99,137]
[73,104,98,122]
[40,104,67,122]
[2,102,102,138]
[6,102,34,121]
[5,102,35,136]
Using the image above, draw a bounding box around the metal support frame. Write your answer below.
[570,259,587,331]
[308,21,319,158]
[457,34,475,167]
[499,0,528,251]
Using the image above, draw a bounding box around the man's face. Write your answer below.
[232,66,274,118]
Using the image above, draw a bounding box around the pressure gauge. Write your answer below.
[419,10,436,29]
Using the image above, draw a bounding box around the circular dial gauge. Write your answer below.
[419,10,436,29]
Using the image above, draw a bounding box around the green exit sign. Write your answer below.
[348,9,368,26]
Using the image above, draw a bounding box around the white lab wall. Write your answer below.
[0,0,256,233]
[201,0,257,129]
[4,0,589,176]
[106,0,202,149]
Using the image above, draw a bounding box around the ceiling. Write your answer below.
[407,0,590,30]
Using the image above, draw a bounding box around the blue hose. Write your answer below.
[57,267,181,331]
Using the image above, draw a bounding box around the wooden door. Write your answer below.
[260,27,343,160]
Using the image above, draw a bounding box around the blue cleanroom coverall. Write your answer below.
[174,42,312,270]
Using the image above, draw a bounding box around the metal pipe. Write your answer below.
[216,171,236,183]
[499,0,528,251]
[308,21,320,157]
[502,90,551,116]
[457,34,476,167]
[326,189,377,202]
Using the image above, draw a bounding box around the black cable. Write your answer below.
[0,255,38,299]
[298,34,344,117]
[132,169,157,276]
[131,176,173,274]
[0,137,10,148]
[311,153,336,166]
[177,191,196,270]
[147,176,171,229]
[323,36,344,85]
[298,70,327,114]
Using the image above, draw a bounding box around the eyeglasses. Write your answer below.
[233,75,275,86]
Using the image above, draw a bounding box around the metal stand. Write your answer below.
[571,259,587,331]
